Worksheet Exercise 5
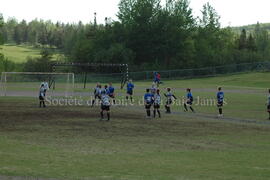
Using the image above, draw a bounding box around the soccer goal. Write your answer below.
[0,72,74,97]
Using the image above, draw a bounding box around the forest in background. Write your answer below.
[0,0,270,73]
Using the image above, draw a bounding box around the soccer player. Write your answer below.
[154,72,161,87]
[150,82,157,95]
[108,82,116,104]
[126,79,134,102]
[104,85,110,95]
[100,89,111,121]
[164,87,177,113]
[144,89,154,118]
[153,89,161,118]
[267,89,270,120]
[92,83,101,107]
[40,81,49,96]
[184,88,195,112]
[217,87,224,117]
[39,84,46,108]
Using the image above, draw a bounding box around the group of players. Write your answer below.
[143,84,225,118]
[39,77,270,121]
[90,78,227,121]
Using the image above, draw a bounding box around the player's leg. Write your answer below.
[130,91,133,102]
[189,102,195,112]
[39,96,45,108]
[219,107,222,115]
[126,94,129,100]
[166,100,172,113]
[100,106,104,120]
[42,99,46,107]
[39,96,42,107]
[92,95,97,106]
[112,95,116,104]
[184,103,188,112]
[218,103,223,117]
[157,105,161,118]
[165,100,170,113]
[153,105,156,118]
[165,104,169,113]
[107,106,110,121]
[146,104,151,117]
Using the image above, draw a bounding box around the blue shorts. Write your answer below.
[127,90,133,95]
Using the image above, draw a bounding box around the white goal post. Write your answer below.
[0,72,74,97]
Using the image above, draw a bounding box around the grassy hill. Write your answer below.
[0,44,63,63]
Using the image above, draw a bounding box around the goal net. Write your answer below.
[0,72,74,97]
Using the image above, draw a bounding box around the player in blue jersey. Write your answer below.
[100,89,111,121]
[153,89,161,118]
[144,89,154,118]
[91,83,101,107]
[104,85,110,95]
[217,87,224,117]
[267,89,270,120]
[126,79,134,102]
[184,88,195,112]
[39,84,46,108]
[164,87,177,113]
[108,82,116,104]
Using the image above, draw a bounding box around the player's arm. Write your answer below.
[173,94,177,99]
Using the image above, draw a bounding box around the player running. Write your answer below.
[144,89,154,118]
[39,84,46,108]
[126,79,134,103]
[267,89,270,120]
[153,89,161,118]
[217,87,224,117]
[108,82,116,104]
[92,83,101,107]
[164,87,177,114]
[184,88,195,112]
[100,89,111,121]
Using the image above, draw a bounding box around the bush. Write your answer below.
[0,53,16,73]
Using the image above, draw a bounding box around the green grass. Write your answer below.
[0,72,270,180]
[0,44,41,63]
[0,44,62,63]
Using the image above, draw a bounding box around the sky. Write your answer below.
[0,0,270,27]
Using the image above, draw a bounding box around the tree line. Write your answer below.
[1,0,270,72]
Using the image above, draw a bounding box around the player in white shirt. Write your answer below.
[150,82,157,95]
[39,84,46,108]
[100,89,111,121]
[92,83,102,107]
[40,82,49,96]
[164,87,177,113]
[153,89,161,118]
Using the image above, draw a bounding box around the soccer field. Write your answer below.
[0,72,270,180]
